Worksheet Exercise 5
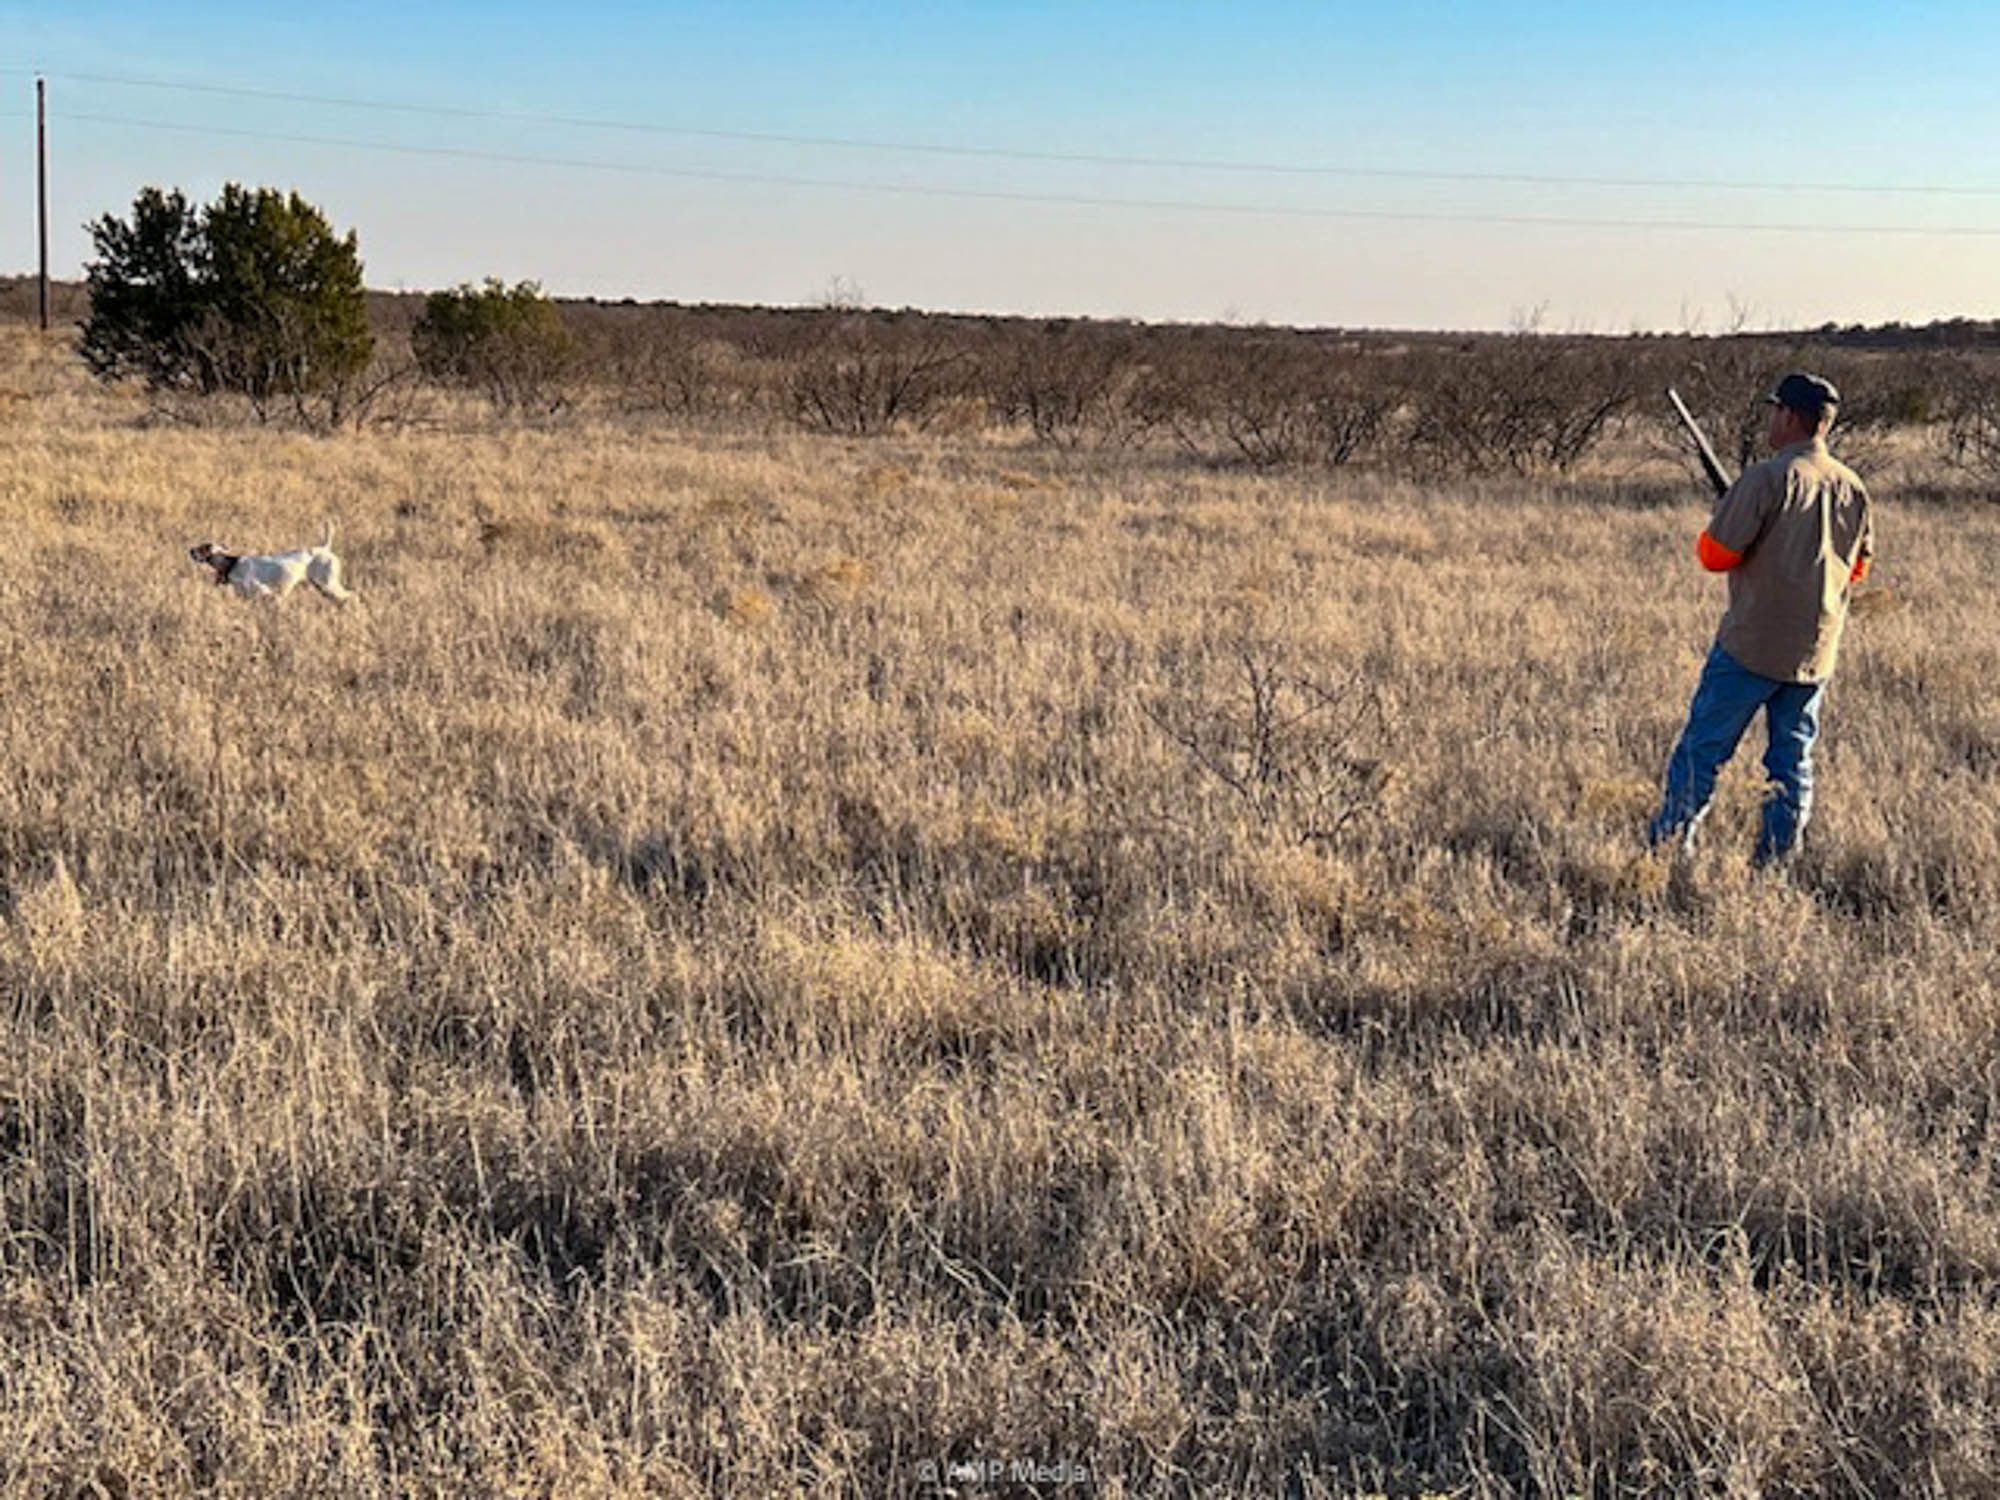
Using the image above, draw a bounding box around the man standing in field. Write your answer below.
[1649,372,1873,865]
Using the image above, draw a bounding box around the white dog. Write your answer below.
[189,521,353,604]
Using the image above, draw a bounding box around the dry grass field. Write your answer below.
[3,323,1999,1497]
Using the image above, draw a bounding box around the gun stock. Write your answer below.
[1667,386,1733,499]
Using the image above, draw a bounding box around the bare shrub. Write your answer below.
[1943,355,2000,481]
[1647,336,1787,484]
[0,273,88,326]
[1402,336,1640,476]
[1239,347,1391,469]
[1146,639,1390,845]
[1152,338,1395,469]
[567,305,736,418]
[1654,342,1954,482]
[988,321,1159,449]
[140,316,425,433]
[785,313,970,436]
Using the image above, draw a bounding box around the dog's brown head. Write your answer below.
[188,542,239,586]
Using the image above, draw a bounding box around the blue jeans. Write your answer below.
[1649,643,1826,863]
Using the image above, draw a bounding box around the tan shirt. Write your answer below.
[1707,437,1873,683]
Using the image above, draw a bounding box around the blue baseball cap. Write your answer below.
[1764,372,1840,418]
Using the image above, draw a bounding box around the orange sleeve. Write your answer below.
[1696,530,1744,572]
[1849,553,1872,585]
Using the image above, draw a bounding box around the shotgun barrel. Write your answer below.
[1666,387,1733,499]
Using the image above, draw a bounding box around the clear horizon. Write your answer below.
[7,2,1998,333]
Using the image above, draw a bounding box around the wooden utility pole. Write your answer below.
[37,76,50,331]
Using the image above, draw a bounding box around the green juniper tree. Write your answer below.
[78,186,205,390]
[412,278,575,411]
[81,183,373,411]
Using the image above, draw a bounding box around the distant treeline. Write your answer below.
[10,275,1999,483]
[466,291,2000,482]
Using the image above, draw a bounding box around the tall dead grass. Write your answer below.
[3,326,1999,1495]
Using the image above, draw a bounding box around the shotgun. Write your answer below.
[1666,387,1733,499]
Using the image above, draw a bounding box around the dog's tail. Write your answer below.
[321,518,337,551]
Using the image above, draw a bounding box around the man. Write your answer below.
[1648,372,1874,864]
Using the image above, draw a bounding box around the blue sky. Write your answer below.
[7,2,1998,329]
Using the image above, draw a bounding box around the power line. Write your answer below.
[49,67,2000,200]
[59,110,2000,238]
